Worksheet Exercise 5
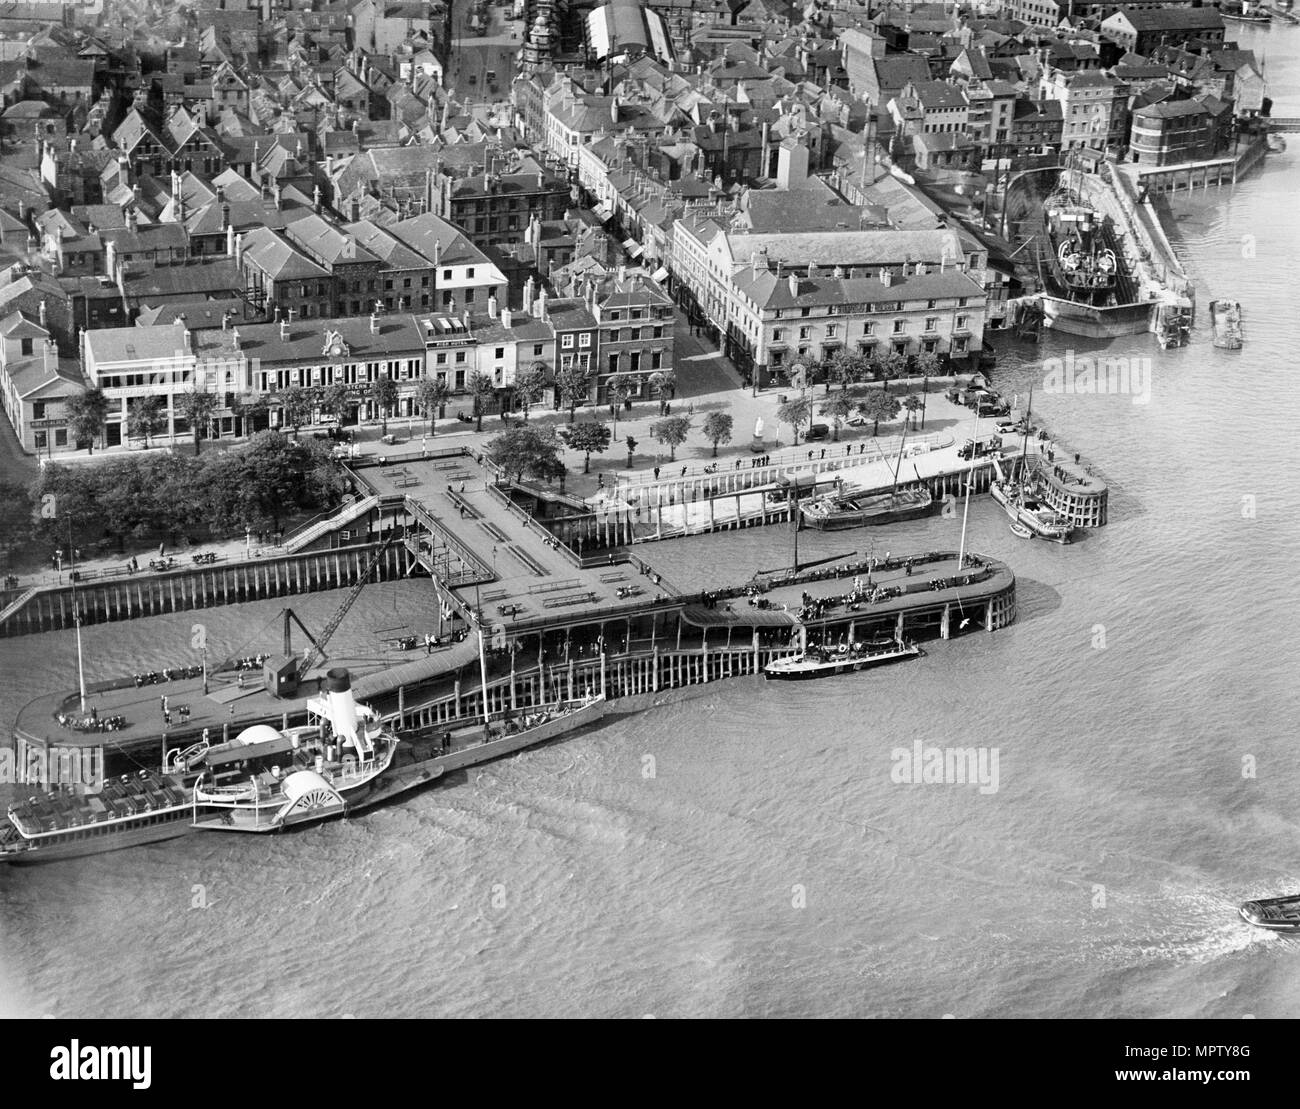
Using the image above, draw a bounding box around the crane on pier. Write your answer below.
[265,533,399,697]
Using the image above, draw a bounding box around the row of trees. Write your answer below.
[4,432,348,563]
[791,349,943,395]
[775,385,923,445]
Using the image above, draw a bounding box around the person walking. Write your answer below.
[158,541,165,558]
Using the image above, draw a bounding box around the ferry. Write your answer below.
[1209,299,1243,349]
[190,668,398,833]
[801,485,934,530]
[1,768,201,865]
[764,638,922,680]
[1239,895,1300,933]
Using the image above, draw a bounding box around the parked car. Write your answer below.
[805,422,830,441]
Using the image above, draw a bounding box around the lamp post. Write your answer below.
[245,526,251,558]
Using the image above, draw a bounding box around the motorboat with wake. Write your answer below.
[1239,894,1300,933]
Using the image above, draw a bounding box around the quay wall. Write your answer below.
[0,542,408,639]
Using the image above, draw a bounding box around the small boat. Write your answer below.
[1010,522,1033,540]
[1239,894,1300,933]
[1223,1,1272,22]
[802,485,934,529]
[989,392,1073,544]
[1209,299,1243,349]
[764,639,922,680]
[190,668,398,834]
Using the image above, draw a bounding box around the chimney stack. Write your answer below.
[487,292,498,318]
[788,272,799,298]
[501,307,512,329]
[369,312,378,333]
[280,318,289,340]
[523,275,536,315]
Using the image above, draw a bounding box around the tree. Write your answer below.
[126,396,165,449]
[230,393,268,438]
[902,393,922,429]
[64,387,110,454]
[514,363,547,422]
[553,362,591,423]
[607,372,632,440]
[874,349,908,384]
[819,392,856,441]
[702,411,733,456]
[467,370,495,432]
[318,383,351,427]
[825,350,867,393]
[372,374,399,435]
[177,388,219,456]
[0,480,34,566]
[777,396,812,445]
[855,389,901,435]
[278,385,314,435]
[485,425,564,484]
[647,369,676,414]
[414,375,451,435]
[563,421,611,473]
[649,415,691,461]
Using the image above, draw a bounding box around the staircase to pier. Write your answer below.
[282,495,380,552]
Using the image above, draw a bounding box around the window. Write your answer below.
[631,308,643,320]
[925,317,937,332]
[956,315,969,329]
[436,352,447,365]
[629,352,640,372]
[443,269,452,281]
[494,347,505,359]
[21,338,33,356]
[863,322,875,335]
[893,319,905,334]
[467,267,475,278]
[798,326,812,340]
[454,351,466,364]
[561,334,574,349]
[773,328,784,341]
[958,297,969,307]
[33,400,45,419]
[608,353,619,373]
[926,299,937,309]
[825,323,838,338]
[385,280,394,291]
[579,333,591,348]
[608,310,621,322]
[653,326,663,339]
[651,351,662,369]
[800,307,811,317]
[533,344,544,356]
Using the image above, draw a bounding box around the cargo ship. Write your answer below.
[1209,299,1243,349]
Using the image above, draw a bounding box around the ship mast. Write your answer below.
[68,520,87,714]
[957,413,977,570]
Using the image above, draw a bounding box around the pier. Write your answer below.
[10,548,1016,786]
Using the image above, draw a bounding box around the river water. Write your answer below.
[3,34,1300,1018]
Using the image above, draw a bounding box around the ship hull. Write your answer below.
[2,812,193,865]
[1239,895,1300,932]
[1040,295,1153,338]
[764,647,921,680]
[803,491,935,530]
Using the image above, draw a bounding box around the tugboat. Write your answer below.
[1239,894,1300,933]
[190,668,398,833]
[1210,299,1244,349]
[764,637,922,680]
[1222,1,1272,22]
